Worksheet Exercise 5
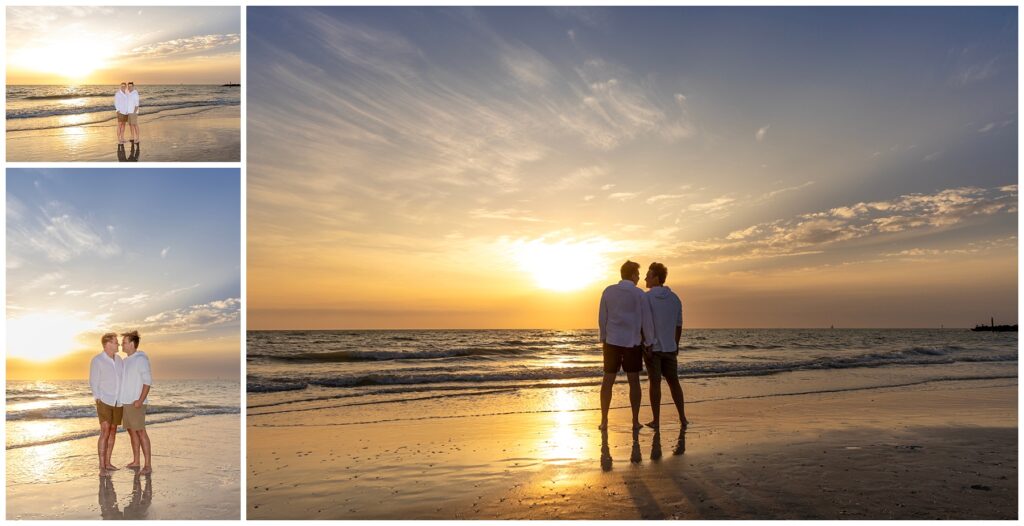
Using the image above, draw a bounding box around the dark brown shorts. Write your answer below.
[96,400,123,426]
[117,112,130,123]
[643,352,679,382]
[603,342,643,374]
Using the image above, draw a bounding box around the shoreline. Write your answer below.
[7,414,240,519]
[6,104,240,162]
[248,377,1018,519]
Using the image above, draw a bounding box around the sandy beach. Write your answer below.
[248,375,1017,519]
[8,414,240,520]
[6,105,240,162]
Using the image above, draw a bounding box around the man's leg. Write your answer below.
[127,429,141,467]
[117,119,126,142]
[97,421,110,471]
[664,375,688,426]
[599,372,616,430]
[104,427,118,470]
[648,376,662,428]
[138,429,152,473]
[626,372,642,430]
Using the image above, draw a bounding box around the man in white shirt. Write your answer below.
[118,330,153,474]
[127,81,140,144]
[114,82,130,144]
[90,332,124,474]
[642,262,687,430]
[598,260,656,431]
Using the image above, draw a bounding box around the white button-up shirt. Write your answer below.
[128,89,140,114]
[118,350,153,405]
[114,89,130,115]
[89,351,124,407]
[599,280,656,348]
[646,286,683,353]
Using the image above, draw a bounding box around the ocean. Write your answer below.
[6,85,241,132]
[247,329,1018,421]
[6,379,240,450]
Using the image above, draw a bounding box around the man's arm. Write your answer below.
[641,294,656,348]
[676,299,683,347]
[89,358,100,401]
[598,291,608,343]
[134,355,153,407]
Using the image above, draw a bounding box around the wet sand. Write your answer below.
[7,414,240,519]
[6,105,240,162]
[247,378,1017,519]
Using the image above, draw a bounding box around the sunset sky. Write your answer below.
[7,169,240,380]
[248,7,1017,330]
[6,6,240,84]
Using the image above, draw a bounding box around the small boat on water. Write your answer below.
[222,83,241,87]
[971,317,1018,332]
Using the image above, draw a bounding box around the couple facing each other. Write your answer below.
[89,330,154,476]
[113,81,141,145]
[598,260,687,432]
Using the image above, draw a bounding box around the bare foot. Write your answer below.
[681,418,690,428]
[140,466,152,474]
[104,464,119,471]
[632,421,643,431]
[100,469,111,478]
[645,420,660,429]
[126,462,140,469]
[598,421,608,431]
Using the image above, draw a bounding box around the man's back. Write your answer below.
[599,280,654,348]
[646,286,682,353]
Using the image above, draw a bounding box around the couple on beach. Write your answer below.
[113,81,141,145]
[599,260,687,431]
[89,331,154,476]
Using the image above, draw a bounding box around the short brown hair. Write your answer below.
[121,330,140,348]
[620,260,641,280]
[649,262,668,285]
[101,332,118,346]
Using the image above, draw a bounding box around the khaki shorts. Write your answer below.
[122,404,146,430]
[127,112,139,125]
[96,400,123,426]
[117,112,130,123]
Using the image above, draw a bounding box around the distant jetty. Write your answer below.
[971,317,1018,332]
[222,83,240,87]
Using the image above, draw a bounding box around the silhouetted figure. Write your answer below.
[598,260,655,431]
[642,262,688,429]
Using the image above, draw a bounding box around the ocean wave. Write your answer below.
[6,99,240,121]
[5,412,224,450]
[247,345,1017,393]
[6,403,239,421]
[249,346,549,363]
[23,92,111,100]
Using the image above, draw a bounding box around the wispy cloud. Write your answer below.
[138,298,241,335]
[8,201,121,263]
[674,185,1017,266]
[755,125,770,142]
[127,33,240,59]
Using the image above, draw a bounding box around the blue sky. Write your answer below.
[7,168,240,378]
[247,7,1016,329]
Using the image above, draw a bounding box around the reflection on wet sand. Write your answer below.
[124,472,153,520]
[98,475,121,520]
[97,471,153,520]
[600,429,613,472]
[116,142,141,162]
[630,430,642,464]
[673,428,686,456]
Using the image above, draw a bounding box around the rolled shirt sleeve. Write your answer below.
[140,354,153,386]
[89,356,101,399]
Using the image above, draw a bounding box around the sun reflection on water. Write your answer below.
[540,388,587,464]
